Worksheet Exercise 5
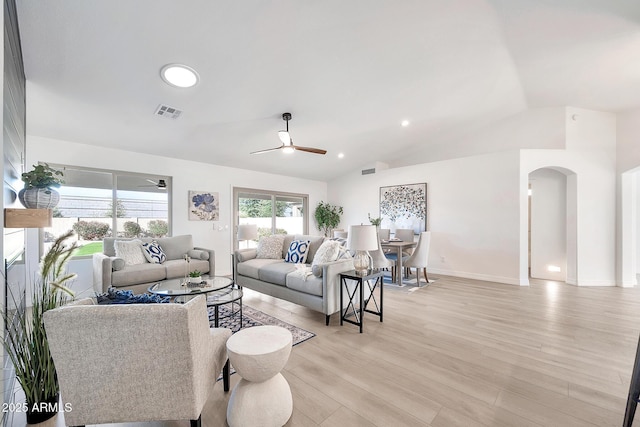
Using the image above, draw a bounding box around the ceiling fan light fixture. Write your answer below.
[160,64,199,88]
[282,146,295,154]
[278,130,290,144]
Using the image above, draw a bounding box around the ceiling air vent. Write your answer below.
[154,104,182,119]
[361,168,375,175]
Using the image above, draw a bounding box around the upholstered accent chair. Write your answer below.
[43,295,231,427]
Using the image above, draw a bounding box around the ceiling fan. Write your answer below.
[250,112,327,155]
[139,179,167,190]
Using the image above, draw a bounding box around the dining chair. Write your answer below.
[378,228,391,241]
[369,237,395,281]
[403,231,431,287]
[333,230,348,239]
[394,228,416,256]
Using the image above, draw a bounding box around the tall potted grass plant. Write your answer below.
[2,231,77,423]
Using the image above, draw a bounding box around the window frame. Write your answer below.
[40,163,173,259]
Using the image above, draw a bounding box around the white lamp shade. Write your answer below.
[347,225,378,251]
[237,223,258,241]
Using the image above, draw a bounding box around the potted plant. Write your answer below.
[368,213,382,227]
[314,201,343,237]
[2,231,77,424]
[189,270,203,283]
[18,163,64,209]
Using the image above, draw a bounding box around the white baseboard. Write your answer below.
[427,268,523,286]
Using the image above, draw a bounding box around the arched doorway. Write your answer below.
[528,167,577,284]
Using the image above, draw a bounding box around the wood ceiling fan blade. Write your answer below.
[293,145,327,155]
[250,145,283,155]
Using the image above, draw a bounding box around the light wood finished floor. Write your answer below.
[17,276,640,426]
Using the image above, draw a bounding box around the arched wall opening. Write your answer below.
[526,166,577,285]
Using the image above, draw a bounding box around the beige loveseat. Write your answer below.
[233,234,354,325]
[44,295,231,426]
[93,235,215,294]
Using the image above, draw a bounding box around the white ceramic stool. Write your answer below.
[226,325,293,427]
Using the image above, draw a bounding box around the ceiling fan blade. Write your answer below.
[145,179,158,185]
[250,145,283,155]
[293,145,327,155]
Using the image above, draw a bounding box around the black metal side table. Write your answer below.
[339,269,384,333]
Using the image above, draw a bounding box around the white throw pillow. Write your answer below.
[311,240,342,277]
[114,239,147,266]
[256,235,285,259]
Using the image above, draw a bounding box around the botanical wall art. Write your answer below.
[379,183,427,234]
[189,191,219,221]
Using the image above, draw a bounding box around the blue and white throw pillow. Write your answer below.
[285,240,311,264]
[142,240,166,264]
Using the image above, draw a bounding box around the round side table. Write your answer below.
[226,325,293,427]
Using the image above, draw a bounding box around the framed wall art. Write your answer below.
[379,183,427,234]
[189,190,219,221]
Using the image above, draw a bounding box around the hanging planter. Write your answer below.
[18,163,64,209]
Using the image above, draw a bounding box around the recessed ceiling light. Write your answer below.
[401,120,410,127]
[160,64,199,88]
[338,153,344,159]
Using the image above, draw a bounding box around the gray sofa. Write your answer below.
[233,234,354,325]
[93,235,215,294]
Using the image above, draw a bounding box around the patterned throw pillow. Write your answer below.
[114,239,146,266]
[142,240,166,264]
[285,240,311,264]
[256,235,286,259]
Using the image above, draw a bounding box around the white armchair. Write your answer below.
[43,295,231,427]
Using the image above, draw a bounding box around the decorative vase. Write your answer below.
[189,276,202,284]
[18,187,60,209]
[25,393,59,424]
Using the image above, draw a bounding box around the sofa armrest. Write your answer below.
[232,249,257,283]
[194,247,216,276]
[92,253,113,294]
[321,258,355,315]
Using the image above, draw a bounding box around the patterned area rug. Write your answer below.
[210,304,316,345]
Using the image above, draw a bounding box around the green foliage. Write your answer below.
[123,221,142,238]
[104,199,127,218]
[239,199,288,218]
[368,213,382,226]
[2,231,77,407]
[314,201,343,237]
[72,241,103,257]
[72,220,110,241]
[52,207,64,218]
[21,163,64,189]
[189,270,202,277]
[257,227,288,240]
[147,219,168,238]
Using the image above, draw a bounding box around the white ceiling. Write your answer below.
[15,0,640,181]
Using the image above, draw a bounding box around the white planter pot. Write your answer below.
[18,187,60,209]
[189,276,202,283]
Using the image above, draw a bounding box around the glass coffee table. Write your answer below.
[148,276,243,328]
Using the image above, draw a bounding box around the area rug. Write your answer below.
[210,304,315,345]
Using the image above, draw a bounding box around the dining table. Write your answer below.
[380,240,417,285]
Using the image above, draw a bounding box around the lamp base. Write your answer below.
[353,250,372,275]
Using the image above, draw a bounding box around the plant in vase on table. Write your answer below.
[19,163,64,209]
[189,270,203,283]
[2,231,77,424]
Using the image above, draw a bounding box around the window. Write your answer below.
[233,188,308,250]
[43,164,171,257]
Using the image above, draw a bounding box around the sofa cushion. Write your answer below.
[286,273,323,297]
[142,241,166,264]
[163,259,210,279]
[284,240,311,264]
[294,235,324,264]
[114,240,146,266]
[155,235,194,261]
[112,257,125,271]
[188,249,209,260]
[237,258,282,280]
[258,262,298,286]
[281,235,295,258]
[257,235,285,259]
[111,264,166,287]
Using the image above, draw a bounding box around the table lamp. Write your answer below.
[347,225,378,274]
[237,223,258,248]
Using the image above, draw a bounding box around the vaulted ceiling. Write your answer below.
[16,0,640,181]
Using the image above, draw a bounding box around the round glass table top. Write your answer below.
[148,276,233,296]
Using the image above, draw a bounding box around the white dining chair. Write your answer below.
[394,228,416,257]
[378,228,391,241]
[403,231,431,287]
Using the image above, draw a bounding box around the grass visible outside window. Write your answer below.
[72,242,103,257]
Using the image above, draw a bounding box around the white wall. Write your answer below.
[520,107,617,286]
[637,172,640,276]
[26,136,328,296]
[529,168,566,281]
[329,150,523,285]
